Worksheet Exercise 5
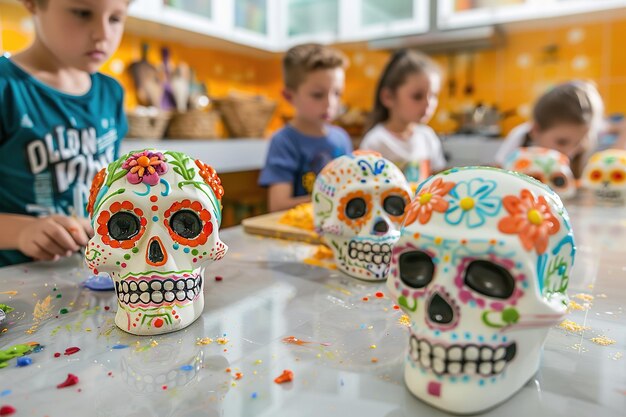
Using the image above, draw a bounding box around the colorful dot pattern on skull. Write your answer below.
[313,151,412,281]
[85,149,227,336]
[386,166,575,414]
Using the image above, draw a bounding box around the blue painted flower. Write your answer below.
[445,178,502,228]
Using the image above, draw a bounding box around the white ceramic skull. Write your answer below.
[387,167,575,414]
[313,151,411,281]
[85,149,227,335]
[503,146,576,199]
[582,149,626,203]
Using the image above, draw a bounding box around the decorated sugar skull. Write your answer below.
[503,146,576,199]
[85,149,227,336]
[387,167,574,414]
[313,151,411,281]
[582,149,626,203]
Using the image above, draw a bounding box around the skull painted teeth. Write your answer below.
[503,146,576,199]
[582,149,626,204]
[85,149,227,335]
[387,167,575,414]
[313,151,411,281]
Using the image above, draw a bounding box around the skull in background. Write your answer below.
[582,148,626,203]
[313,151,411,281]
[85,149,227,335]
[387,167,574,414]
[503,146,576,199]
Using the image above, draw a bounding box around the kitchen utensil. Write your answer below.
[171,62,191,112]
[464,53,475,96]
[128,42,161,107]
[159,47,177,111]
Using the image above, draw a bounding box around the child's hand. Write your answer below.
[17,215,92,261]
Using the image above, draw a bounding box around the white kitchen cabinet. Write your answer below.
[282,0,340,46]
[438,0,626,29]
[128,0,280,51]
[339,0,429,43]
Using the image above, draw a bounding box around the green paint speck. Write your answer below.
[56,294,62,299]
[59,308,69,314]
[132,247,139,254]
[191,249,198,256]
[124,254,131,260]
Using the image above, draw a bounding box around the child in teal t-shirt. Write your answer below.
[0,0,130,267]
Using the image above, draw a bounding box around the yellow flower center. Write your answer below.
[419,193,432,205]
[137,155,151,167]
[527,209,543,225]
[460,197,475,211]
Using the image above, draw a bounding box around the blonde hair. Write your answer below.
[366,49,441,133]
[283,43,348,90]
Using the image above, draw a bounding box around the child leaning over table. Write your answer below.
[259,43,353,212]
[0,0,130,267]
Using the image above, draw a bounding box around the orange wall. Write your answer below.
[2,2,626,137]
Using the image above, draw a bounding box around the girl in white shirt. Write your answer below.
[359,50,446,183]
[495,81,604,178]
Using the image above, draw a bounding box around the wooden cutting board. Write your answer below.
[242,211,323,245]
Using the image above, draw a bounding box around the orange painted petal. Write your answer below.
[498,216,523,234]
[518,223,536,251]
[431,197,449,213]
[502,196,522,214]
[418,207,433,224]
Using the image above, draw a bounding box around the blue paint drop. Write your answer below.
[464,332,471,340]
[434,330,441,336]
[84,275,115,291]
[251,392,258,399]
[16,357,32,367]
[32,344,44,353]
[112,344,129,350]
[502,336,508,343]
[0,389,11,397]
[173,243,180,250]
[451,333,458,340]
[152,216,159,222]
[479,379,485,386]
[478,335,484,342]
[183,247,190,254]
[491,334,498,341]
[180,365,194,371]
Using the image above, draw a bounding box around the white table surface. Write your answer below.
[0,196,624,417]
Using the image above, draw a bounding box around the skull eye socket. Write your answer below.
[383,195,406,216]
[610,169,626,183]
[550,173,567,189]
[108,212,141,241]
[589,169,603,182]
[464,260,515,299]
[345,197,367,219]
[170,210,202,239]
[399,251,434,288]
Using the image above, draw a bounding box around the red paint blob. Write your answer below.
[104,306,110,311]
[393,305,400,310]
[108,372,113,376]
[150,196,158,202]
[57,373,79,389]
[153,318,164,328]
[215,276,223,281]
[93,268,99,275]
[54,352,61,358]
[274,370,294,384]
[162,385,168,390]
[375,292,384,298]
[0,405,16,416]
[151,205,159,211]
[64,347,80,356]
[362,297,369,302]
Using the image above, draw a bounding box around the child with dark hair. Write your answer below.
[496,81,604,178]
[359,50,446,183]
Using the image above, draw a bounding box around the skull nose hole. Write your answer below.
[373,220,389,234]
[428,293,454,324]
[147,237,166,266]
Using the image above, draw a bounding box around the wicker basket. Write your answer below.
[216,94,276,138]
[127,112,171,140]
[166,110,220,139]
